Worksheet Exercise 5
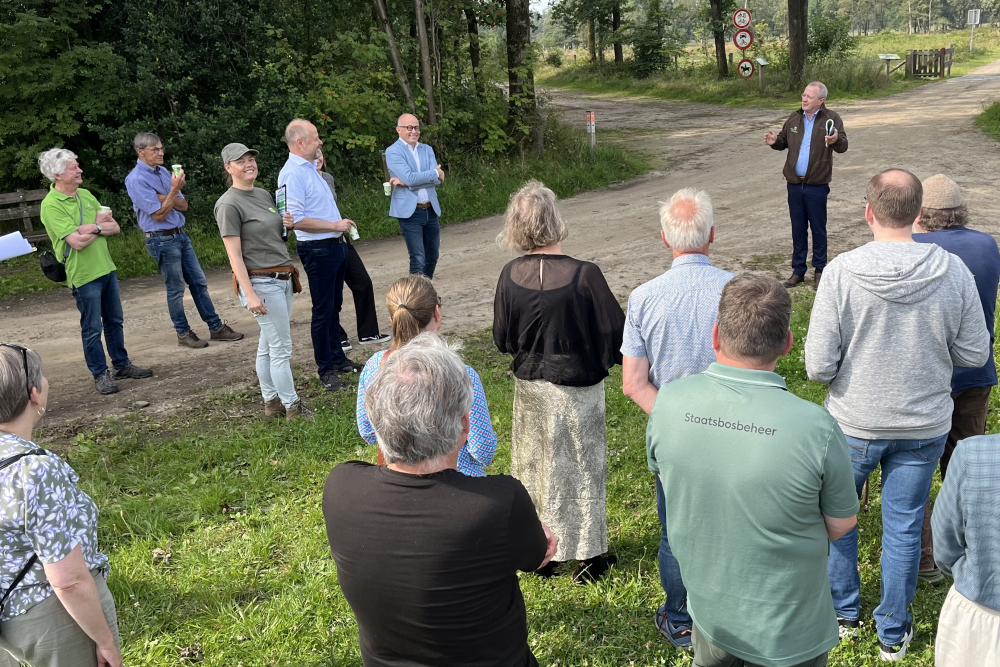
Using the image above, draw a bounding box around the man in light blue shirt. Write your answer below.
[764,81,848,289]
[278,119,361,392]
[385,114,444,278]
[621,188,734,650]
[125,132,243,348]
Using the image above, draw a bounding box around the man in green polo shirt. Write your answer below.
[38,148,152,395]
[647,274,858,667]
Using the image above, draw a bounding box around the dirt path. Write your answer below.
[6,62,1000,426]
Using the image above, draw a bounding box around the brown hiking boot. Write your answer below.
[211,322,244,341]
[783,273,805,288]
[264,397,286,420]
[285,400,310,421]
[178,330,209,349]
[814,270,823,289]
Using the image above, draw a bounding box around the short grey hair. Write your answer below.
[717,274,791,364]
[37,148,78,182]
[807,81,828,99]
[366,333,473,466]
[0,345,42,423]
[284,119,312,146]
[659,188,714,251]
[133,132,161,150]
[496,180,568,253]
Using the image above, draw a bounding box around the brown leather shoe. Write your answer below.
[178,330,209,349]
[285,400,311,421]
[264,397,285,420]
[814,270,823,289]
[783,273,805,288]
[211,322,244,341]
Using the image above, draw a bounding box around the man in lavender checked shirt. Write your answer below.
[621,188,734,651]
[125,132,243,349]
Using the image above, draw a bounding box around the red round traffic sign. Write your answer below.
[733,8,752,28]
[737,58,755,78]
[733,29,754,50]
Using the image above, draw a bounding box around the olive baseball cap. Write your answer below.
[221,143,259,164]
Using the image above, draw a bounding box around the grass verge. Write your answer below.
[37,288,996,666]
[539,29,1000,108]
[975,99,1000,142]
[0,133,648,299]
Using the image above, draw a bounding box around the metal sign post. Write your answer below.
[755,57,769,92]
[878,53,903,80]
[586,110,596,149]
[969,9,982,52]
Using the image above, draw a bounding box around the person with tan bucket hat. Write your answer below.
[913,174,1000,584]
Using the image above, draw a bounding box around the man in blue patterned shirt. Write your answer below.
[622,188,734,650]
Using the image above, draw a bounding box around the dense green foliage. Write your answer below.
[42,288,996,664]
[0,0,545,224]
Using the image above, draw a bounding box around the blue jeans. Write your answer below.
[239,277,298,409]
[144,230,222,335]
[296,239,349,375]
[656,475,691,626]
[398,207,440,278]
[787,182,829,275]
[828,434,947,644]
[71,272,131,376]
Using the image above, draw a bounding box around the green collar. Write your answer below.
[702,362,788,390]
[48,183,80,201]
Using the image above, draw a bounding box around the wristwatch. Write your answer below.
[94,223,103,235]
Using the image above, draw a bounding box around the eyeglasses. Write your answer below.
[398,125,421,132]
[143,146,165,154]
[0,344,32,399]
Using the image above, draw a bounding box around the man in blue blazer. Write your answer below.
[386,114,444,278]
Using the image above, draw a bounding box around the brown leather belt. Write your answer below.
[416,202,432,209]
[234,265,302,295]
[145,227,182,238]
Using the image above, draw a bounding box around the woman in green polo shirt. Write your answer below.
[37,148,152,395]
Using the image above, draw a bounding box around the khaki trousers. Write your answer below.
[936,585,1000,667]
[692,625,828,667]
[0,571,119,667]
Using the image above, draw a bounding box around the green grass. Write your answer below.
[0,135,648,299]
[539,29,1000,108]
[37,288,999,666]
[975,99,1000,141]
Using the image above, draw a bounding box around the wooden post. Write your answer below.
[586,110,596,149]
[940,47,945,78]
[674,54,679,70]
[728,52,734,68]
[905,50,913,78]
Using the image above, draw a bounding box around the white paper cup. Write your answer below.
[171,164,183,177]
[98,206,111,214]
[349,226,360,241]
[383,182,392,196]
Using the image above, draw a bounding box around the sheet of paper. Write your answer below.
[0,231,35,262]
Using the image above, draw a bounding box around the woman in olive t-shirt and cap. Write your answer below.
[215,142,304,420]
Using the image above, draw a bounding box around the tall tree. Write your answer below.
[709,0,729,77]
[788,0,808,87]
[612,2,623,63]
[506,0,542,153]
[373,0,416,112]
[588,18,597,60]
[413,0,437,124]
[465,4,482,95]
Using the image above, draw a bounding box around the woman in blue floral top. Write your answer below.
[356,275,497,476]
[0,344,121,667]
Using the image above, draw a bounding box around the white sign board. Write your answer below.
[968,8,981,25]
[755,57,769,66]
[877,53,901,60]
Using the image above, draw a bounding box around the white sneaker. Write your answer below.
[878,624,913,662]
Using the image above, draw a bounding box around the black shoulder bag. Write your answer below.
[0,448,46,632]
[39,195,83,283]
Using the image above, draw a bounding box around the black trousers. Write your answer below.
[338,243,380,342]
[787,182,829,275]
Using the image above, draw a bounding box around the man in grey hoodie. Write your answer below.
[804,169,990,662]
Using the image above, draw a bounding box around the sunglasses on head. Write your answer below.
[0,344,32,399]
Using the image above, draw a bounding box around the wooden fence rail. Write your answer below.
[905,47,954,78]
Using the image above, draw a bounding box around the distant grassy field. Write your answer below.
[0,131,647,299]
[38,288,999,665]
[540,28,1000,108]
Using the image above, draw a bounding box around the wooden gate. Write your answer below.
[905,47,954,78]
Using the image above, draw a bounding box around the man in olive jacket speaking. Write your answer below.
[765,81,848,289]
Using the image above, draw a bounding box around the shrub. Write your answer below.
[545,49,564,67]
[808,16,857,60]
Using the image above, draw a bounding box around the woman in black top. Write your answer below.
[493,180,625,583]
[323,335,556,667]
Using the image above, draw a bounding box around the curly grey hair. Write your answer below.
[366,332,473,466]
[37,148,78,182]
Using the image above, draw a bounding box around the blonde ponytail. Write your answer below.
[386,275,438,350]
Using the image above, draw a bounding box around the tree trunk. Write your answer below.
[927,0,932,32]
[506,0,542,153]
[788,0,808,88]
[465,5,482,95]
[413,0,437,124]
[588,18,596,61]
[372,0,416,112]
[613,3,623,64]
[709,0,729,77]
[907,0,912,33]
